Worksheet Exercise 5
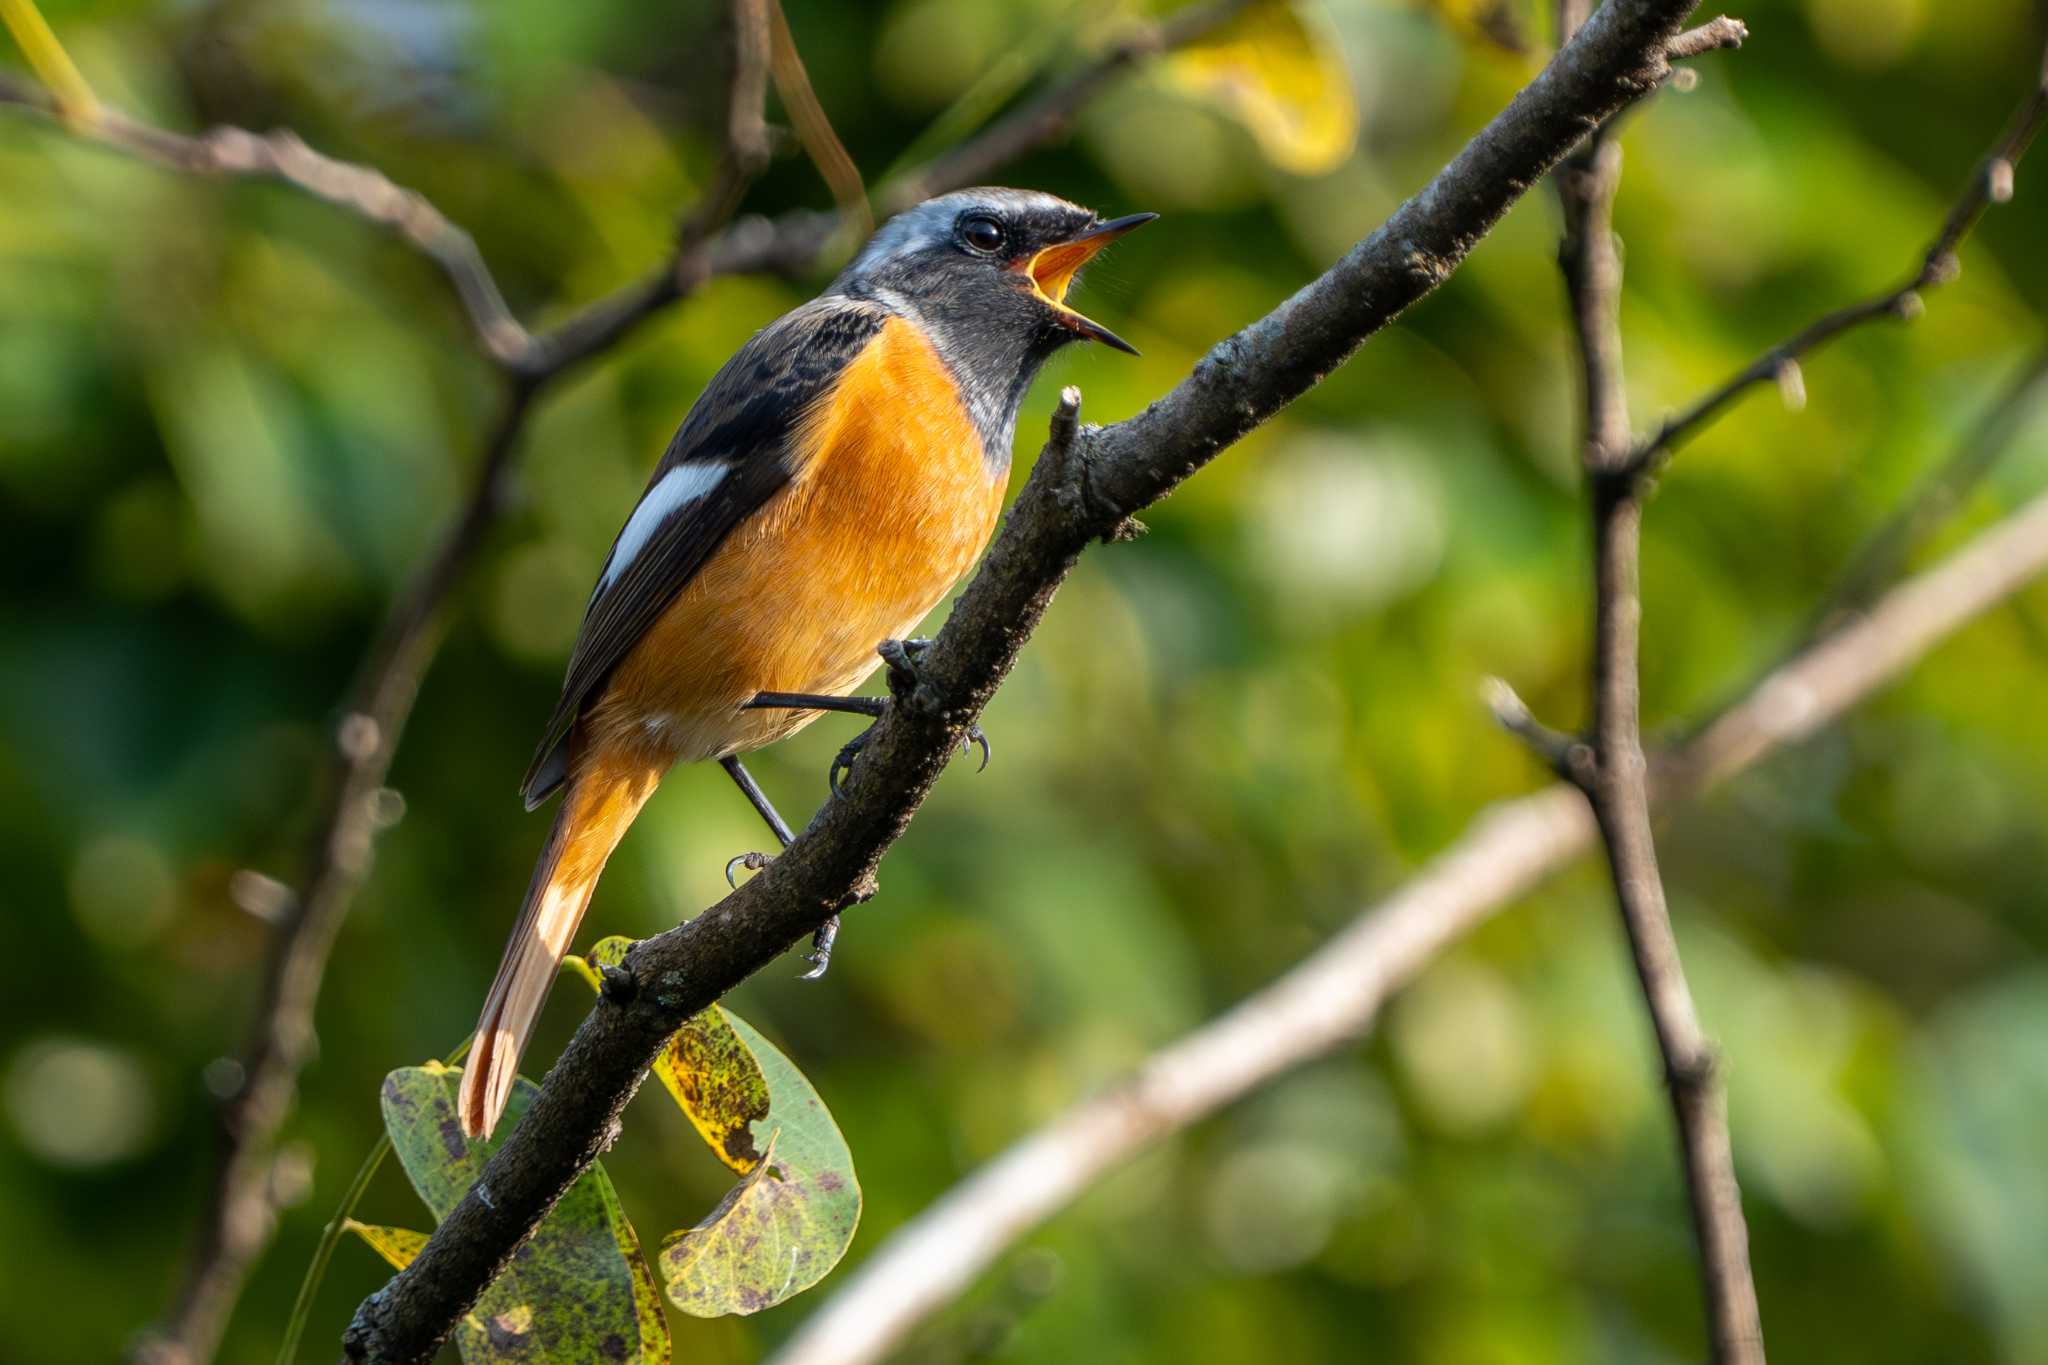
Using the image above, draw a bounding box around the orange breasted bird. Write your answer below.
[460,188,1153,1138]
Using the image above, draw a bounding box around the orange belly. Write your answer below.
[580,315,1006,773]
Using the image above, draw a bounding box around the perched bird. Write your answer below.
[460,188,1153,1138]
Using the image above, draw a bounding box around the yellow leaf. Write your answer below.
[343,1219,428,1272]
[1161,0,1357,176]
[1420,0,1534,55]
[0,0,99,125]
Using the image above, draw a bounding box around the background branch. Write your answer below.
[768,464,2048,1365]
[1548,1,1761,1353]
[0,4,1260,1359]
[339,3,1723,1357]
[1629,45,2048,474]
[770,19,2048,1362]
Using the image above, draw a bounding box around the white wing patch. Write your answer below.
[599,462,730,591]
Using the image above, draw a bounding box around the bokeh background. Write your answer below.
[6,0,2048,1361]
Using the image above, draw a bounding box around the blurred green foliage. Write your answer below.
[4,0,2048,1362]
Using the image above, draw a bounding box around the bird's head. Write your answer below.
[836,188,1154,356]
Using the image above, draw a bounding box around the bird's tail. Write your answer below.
[460,760,656,1139]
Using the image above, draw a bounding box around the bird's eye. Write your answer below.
[959,213,1006,254]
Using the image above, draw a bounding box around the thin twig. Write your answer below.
[1559,0,1756,1352]
[0,73,533,368]
[767,474,2048,1365]
[1628,44,2048,476]
[1666,15,1748,61]
[339,5,1720,1357]
[1551,0,1762,1350]
[765,0,871,234]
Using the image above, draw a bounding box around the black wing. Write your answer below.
[520,296,888,807]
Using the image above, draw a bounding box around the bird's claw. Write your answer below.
[800,915,841,980]
[828,732,868,800]
[724,849,774,888]
[963,723,990,772]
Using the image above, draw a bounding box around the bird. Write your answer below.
[459,187,1153,1138]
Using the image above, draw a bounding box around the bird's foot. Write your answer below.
[800,916,841,980]
[724,849,774,889]
[874,637,991,775]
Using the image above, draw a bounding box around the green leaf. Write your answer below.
[378,1063,671,1364]
[657,1014,862,1317]
[583,937,774,1176]
[574,937,861,1316]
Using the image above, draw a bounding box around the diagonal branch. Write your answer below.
[40,4,1251,1360]
[768,463,2048,1365]
[1627,43,2048,476]
[339,3,1724,1358]
[0,71,534,368]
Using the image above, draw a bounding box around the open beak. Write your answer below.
[1016,212,1156,355]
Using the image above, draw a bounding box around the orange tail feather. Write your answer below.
[460,760,656,1139]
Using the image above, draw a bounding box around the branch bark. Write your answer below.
[0,4,1259,1359]
[778,19,2048,1365]
[1549,2,1761,1354]
[338,3,1723,1358]
[768,465,2048,1365]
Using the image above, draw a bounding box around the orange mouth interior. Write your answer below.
[1022,235,1109,310]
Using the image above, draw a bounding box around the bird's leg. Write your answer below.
[718,756,837,978]
[743,641,989,798]
[742,691,888,799]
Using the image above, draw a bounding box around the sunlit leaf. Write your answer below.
[378,1063,671,1364]
[1160,0,1358,176]
[1420,0,1533,55]
[569,941,862,1317]
[656,1012,860,1316]
[343,1218,427,1271]
[585,936,772,1176]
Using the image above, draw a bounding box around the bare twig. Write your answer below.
[1628,44,2048,476]
[1550,0,1762,1351]
[769,474,2048,1365]
[1666,15,1748,60]
[765,0,871,234]
[1485,675,1593,780]
[338,5,1721,1358]
[0,72,532,368]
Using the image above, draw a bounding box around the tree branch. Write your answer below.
[767,468,2048,1365]
[0,71,534,369]
[15,3,1247,1358]
[125,3,777,1356]
[1551,0,1761,1352]
[1627,42,2048,476]
[338,4,1721,1358]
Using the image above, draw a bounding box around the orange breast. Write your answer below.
[583,315,1006,770]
